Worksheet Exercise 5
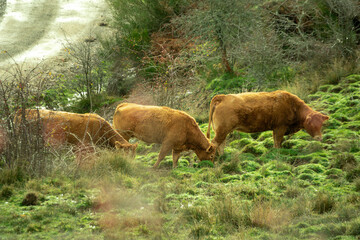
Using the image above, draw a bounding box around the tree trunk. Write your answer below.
[221,46,233,74]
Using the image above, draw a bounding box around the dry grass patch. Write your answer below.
[250,201,292,231]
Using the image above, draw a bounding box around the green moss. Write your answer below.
[241,172,263,181]
[217,151,233,162]
[222,159,241,174]
[220,175,241,183]
[296,163,326,174]
[325,168,344,176]
[241,143,267,155]
[256,131,273,141]
[198,160,214,168]
[353,112,360,121]
[263,161,293,172]
[194,181,209,188]
[332,112,351,122]
[240,160,261,172]
[230,138,254,149]
[328,86,343,93]
[342,121,360,131]
[318,85,332,92]
[344,74,360,83]
[302,141,325,153]
[158,157,173,169]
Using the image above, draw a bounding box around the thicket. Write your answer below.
[104,0,360,110]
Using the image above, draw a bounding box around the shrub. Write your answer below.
[0,61,56,179]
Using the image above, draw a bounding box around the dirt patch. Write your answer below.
[0,0,108,67]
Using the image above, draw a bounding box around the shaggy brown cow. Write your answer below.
[206,91,329,152]
[15,109,137,154]
[113,103,216,168]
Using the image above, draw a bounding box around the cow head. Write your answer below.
[115,141,138,156]
[195,144,217,162]
[304,112,329,141]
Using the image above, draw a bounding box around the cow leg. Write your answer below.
[153,143,173,168]
[172,150,182,168]
[212,130,228,155]
[120,132,132,142]
[216,141,226,155]
[273,127,287,148]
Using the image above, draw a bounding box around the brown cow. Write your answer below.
[113,103,216,168]
[206,91,329,152]
[15,109,137,154]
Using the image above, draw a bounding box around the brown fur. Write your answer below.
[15,109,137,154]
[206,91,329,151]
[113,103,216,168]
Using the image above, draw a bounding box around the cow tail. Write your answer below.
[206,95,224,139]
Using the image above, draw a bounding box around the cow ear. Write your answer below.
[322,114,329,121]
[206,144,215,153]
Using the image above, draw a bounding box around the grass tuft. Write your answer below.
[312,192,335,214]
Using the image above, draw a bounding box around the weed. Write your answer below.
[182,205,211,224]
[221,158,241,174]
[337,205,358,221]
[0,185,13,199]
[250,201,291,231]
[346,165,360,182]
[0,167,26,185]
[189,222,211,239]
[354,178,360,192]
[346,218,360,236]
[312,192,335,214]
[21,192,38,206]
[284,186,302,199]
[214,197,250,231]
[331,153,357,170]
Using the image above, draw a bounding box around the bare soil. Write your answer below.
[0,0,108,67]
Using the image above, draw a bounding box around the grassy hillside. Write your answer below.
[0,75,359,239]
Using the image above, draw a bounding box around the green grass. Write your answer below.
[0,75,360,239]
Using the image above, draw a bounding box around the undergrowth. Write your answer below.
[0,75,359,239]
